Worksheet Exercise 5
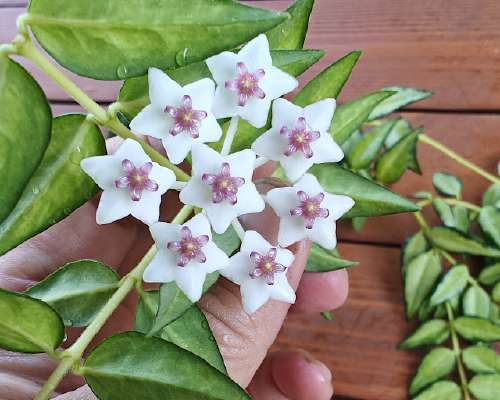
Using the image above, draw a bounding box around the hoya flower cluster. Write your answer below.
[81,34,354,314]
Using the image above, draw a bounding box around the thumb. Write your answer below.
[52,385,95,400]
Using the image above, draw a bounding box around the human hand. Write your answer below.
[0,141,348,400]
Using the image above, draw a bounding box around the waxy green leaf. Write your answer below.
[0,57,51,224]
[321,311,333,320]
[368,87,432,121]
[429,227,500,257]
[134,290,160,334]
[453,205,470,233]
[0,288,64,354]
[399,319,449,349]
[401,231,428,274]
[375,129,420,184]
[348,120,396,170]
[432,199,456,228]
[293,51,362,107]
[149,273,219,335]
[212,226,241,257]
[463,346,500,374]
[463,285,491,319]
[432,172,462,198]
[479,206,500,248]
[455,317,500,342]
[26,260,119,327]
[306,243,358,272]
[404,251,442,319]
[412,381,460,400]
[266,0,314,50]
[83,332,249,400]
[482,183,500,208]
[430,265,469,306]
[28,0,287,80]
[310,163,419,218]
[0,114,106,256]
[479,263,500,286]
[330,91,395,145]
[409,347,456,395]
[469,374,500,400]
[384,118,412,148]
[161,305,226,374]
[493,282,500,303]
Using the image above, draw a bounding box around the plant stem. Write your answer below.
[442,198,481,213]
[446,303,471,400]
[221,116,240,156]
[419,134,500,185]
[413,211,431,234]
[16,38,189,181]
[35,205,193,399]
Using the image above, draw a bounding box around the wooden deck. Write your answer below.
[1,1,499,399]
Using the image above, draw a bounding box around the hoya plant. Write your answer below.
[1,0,492,399]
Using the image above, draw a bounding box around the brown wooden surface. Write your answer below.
[1,1,499,399]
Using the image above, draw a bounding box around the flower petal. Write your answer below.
[260,66,298,100]
[198,113,223,143]
[205,203,238,234]
[324,193,355,220]
[212,86,239,119]
[234,183,265,216]
[266,187,299,218]
[221,252,251,285]
[130,190,162,225]
[149,164,176,193]
[225,149,256,180]
[96,189,131,224]
[206,51,239,84]
[114,139,151,167]
[190,143,224,177]
[240,230,273,256]
[80,155,121,190]
[241,278,271,314]
[270,273,296,304]
[237,97,272,128]
[271,98,303,130]
[275,247,295,268]
[310,132,344,164]
[129,104,171,141]
[174,267,207,302]
[184,213,212,239]
[308,218,337,249]
[163,133,194,165]
[149,222,181,249]
[303,99,336,132]
[202,242,229,273]
[294,173,325,196]
[143,251,176,283]
[251,127,286,161]
[278,216,306,248]
[148,67,183,110]
[183,78,215,112]
[237,34,272,71]
[179,177,212,210]
[280,153,314,182]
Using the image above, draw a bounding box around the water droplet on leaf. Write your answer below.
[175,48,189,67]
[116,64,129,79]
[201,320,209,329]
[32,186,40,194]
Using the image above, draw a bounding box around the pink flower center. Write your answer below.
[165,95,207,138]
[290,191,329,229]
[115,159,159,201]
[225,62,266,106]
[249,248,286,285]
[167,226,209,267]
[202,162,245,205]
[280,117,320,159]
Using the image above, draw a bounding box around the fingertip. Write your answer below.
[291,269,349,313]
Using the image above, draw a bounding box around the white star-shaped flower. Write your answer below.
[266,173,354,249]
[130,68,222,164]
[252,98,343,182]
[206,34,298,128]
[221,230,295,314]
[81,139,175,225]
[179,144,265,234]
[143,214,229,302]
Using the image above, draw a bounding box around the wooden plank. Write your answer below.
[339,111,500,245]
[2,1,500,110]
[275,242,421,400]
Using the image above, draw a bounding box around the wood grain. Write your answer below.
[2,1,500,110]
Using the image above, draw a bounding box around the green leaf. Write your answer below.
[455,317,500,342]
[453,205,470,233]
[341,129,362,156]
[352,216,367,231]
[429,227,500,257]
[305,243,358,272]
[399,319,449,349]
[161,305,226,374]
[293,51,362,107]
[149,272,219,335]
[404,251,442,319]
[118,48,323,121]
[0,114,106,256]
[463,285,491,319]
[493,282,500,303]
[368,87,432,120]
[418,299,436,322]
[0,57,51,224]
[348,119,396,170]
[482,184,500,208]
[266,0,314,50]
[331,91,395,145]
[375,128,420,184]
[384,117,412,148]
[430,265,469,306]
[432,199,456,228]
[479,206,500,248]
[321,311,333,320]
[0,288,64,354]
[432,172,462,198]
[26,260,119,327]
[412,381,460,400]
[28,0,287,80]
[479,263,500,285]
[134,290,159,334]
[409,347,456,395]
[463,346,500,374]
[309,163,419,218]
[469,374,500,400]
[401,231,429,274]
[83,332,249,400]
[212,226,241,256]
